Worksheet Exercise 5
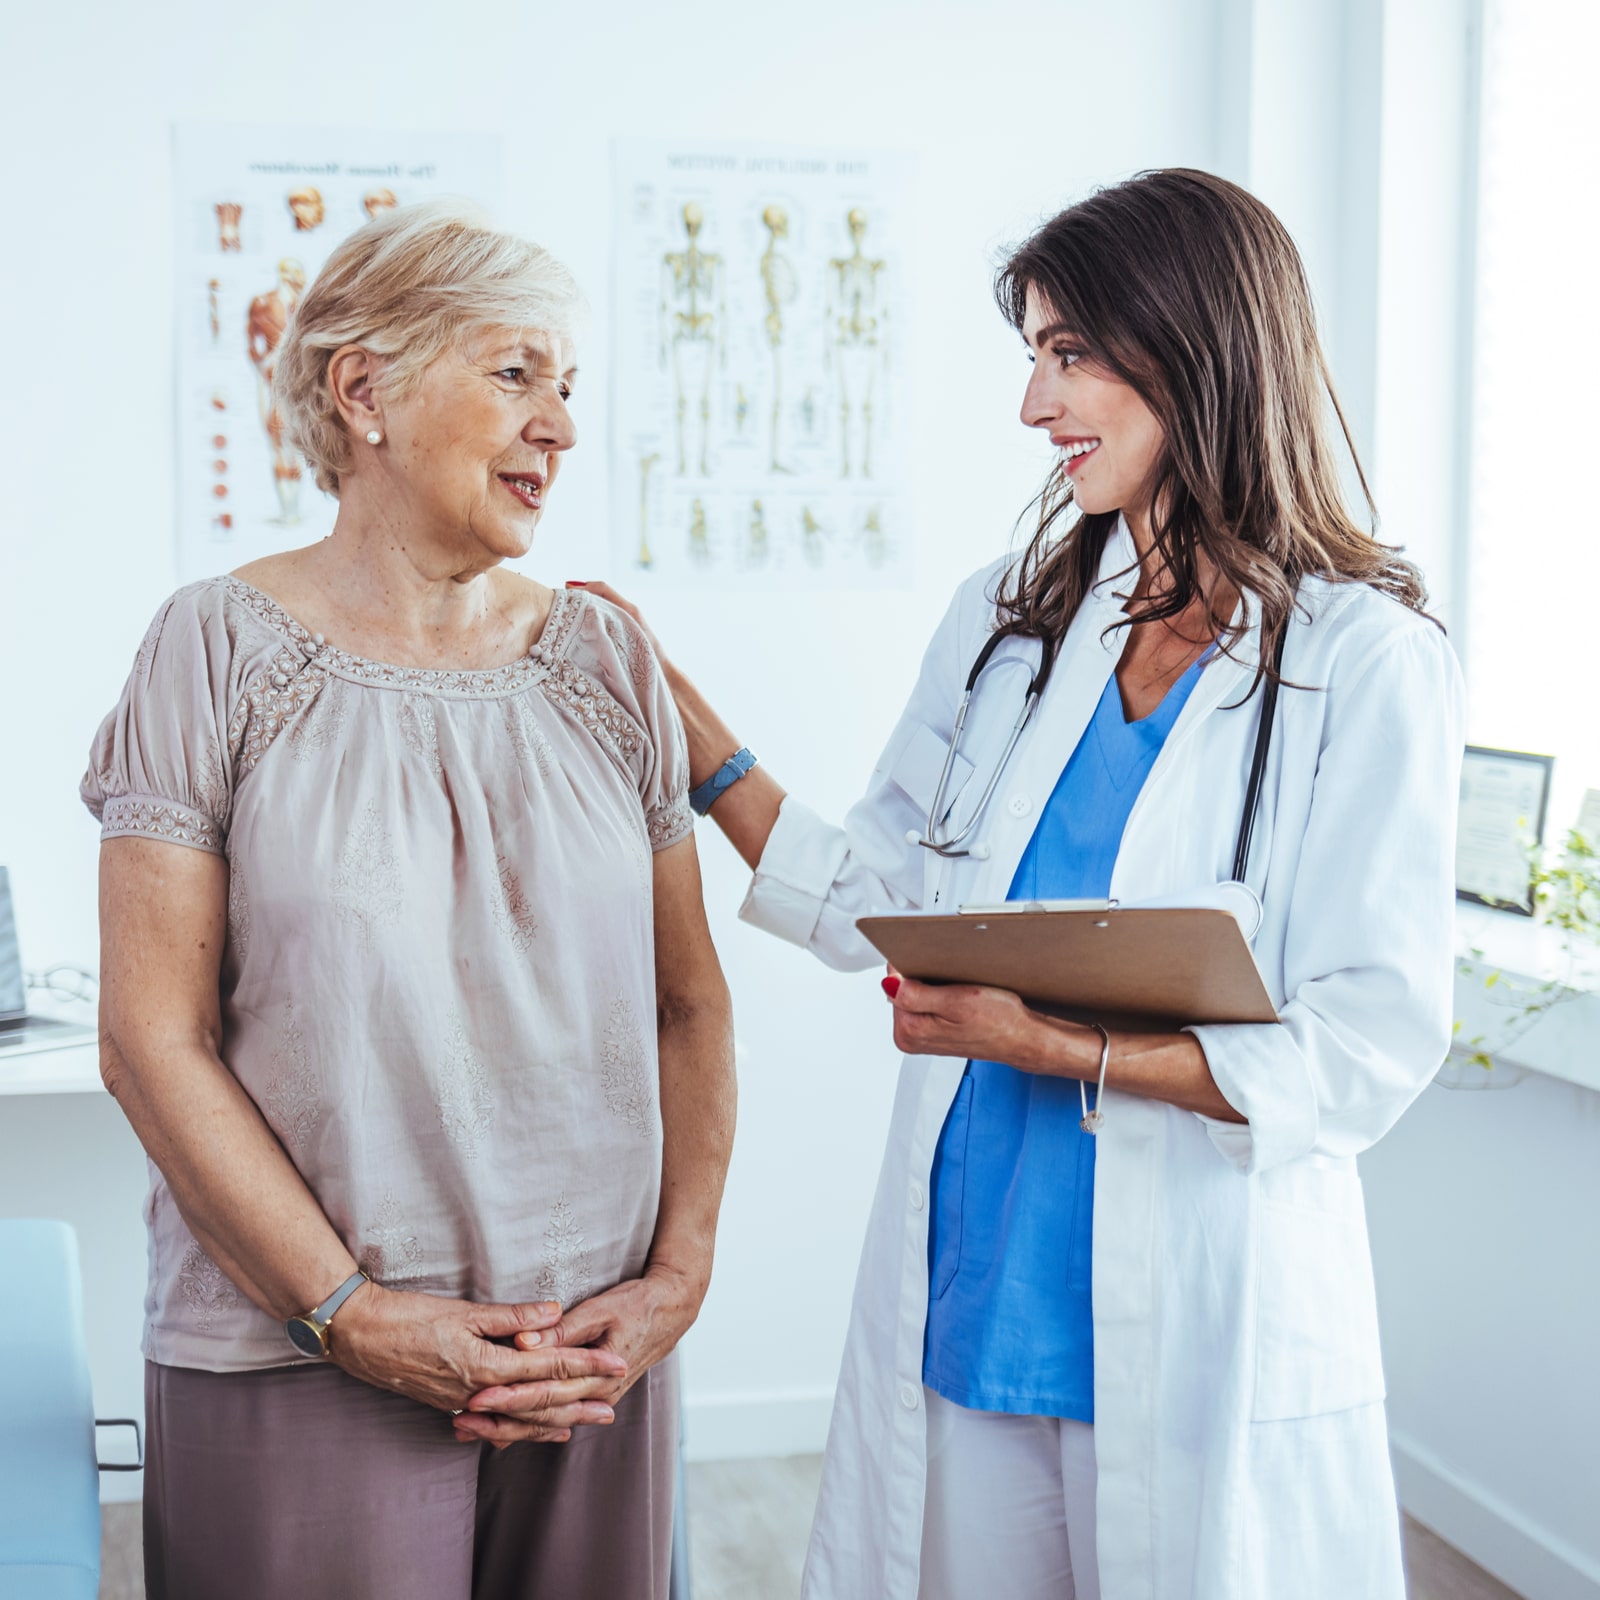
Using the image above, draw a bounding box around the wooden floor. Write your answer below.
[99,1456,1523,1599]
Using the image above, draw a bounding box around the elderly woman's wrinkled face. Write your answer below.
[379,326,578,563]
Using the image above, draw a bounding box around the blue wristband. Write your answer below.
[689,747,759,816]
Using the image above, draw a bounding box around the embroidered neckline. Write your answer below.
[221,576,584,699]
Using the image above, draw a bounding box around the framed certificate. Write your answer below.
[1456,745,1554,914]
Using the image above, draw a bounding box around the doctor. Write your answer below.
[577,169,1464,1600]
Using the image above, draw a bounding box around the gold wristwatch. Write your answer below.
[285,1269,370,1358]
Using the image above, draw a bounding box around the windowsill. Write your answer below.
[1454,902,1600,1093]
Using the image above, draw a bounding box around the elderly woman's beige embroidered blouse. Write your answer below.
[82,577,693,1372]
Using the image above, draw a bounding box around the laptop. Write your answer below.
[0,867,96,1050]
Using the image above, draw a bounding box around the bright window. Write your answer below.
[1465,0,1600,830]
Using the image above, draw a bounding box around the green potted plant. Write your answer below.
[1449,826,1600,1085]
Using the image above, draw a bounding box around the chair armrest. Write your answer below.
[94,1417,143,1472]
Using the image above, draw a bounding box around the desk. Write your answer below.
[0,1039,103,1098]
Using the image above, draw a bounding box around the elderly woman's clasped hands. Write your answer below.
[318,1282,625,1446]
[451,1260,706,1447]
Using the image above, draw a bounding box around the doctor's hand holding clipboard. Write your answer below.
[576,168,1465,1600]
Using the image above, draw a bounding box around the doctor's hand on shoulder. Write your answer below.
[567,580,792,876]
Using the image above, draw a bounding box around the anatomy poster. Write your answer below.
[610,140,914,590]
[173,124,502,583]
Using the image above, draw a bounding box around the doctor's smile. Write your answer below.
[1055,435,1101,471]
[582,166,1463,1600]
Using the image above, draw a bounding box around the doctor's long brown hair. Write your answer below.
[992,169,1433,686]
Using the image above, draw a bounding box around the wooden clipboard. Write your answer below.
[855,906,1278,1030]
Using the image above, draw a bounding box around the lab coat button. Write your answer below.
[908,1181,925,1212]
[1008,794,1032,818]
[899,1382,921,1411]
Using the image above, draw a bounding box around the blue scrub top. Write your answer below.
[922,653,1209,1421]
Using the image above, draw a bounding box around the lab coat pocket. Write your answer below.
[929,1074,974,1300]
[886,721,975,824]
[1252,1192,1386,1421]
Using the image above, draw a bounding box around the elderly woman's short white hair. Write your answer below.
[274,199,582,494]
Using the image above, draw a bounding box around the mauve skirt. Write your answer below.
[141,1352,678,1599]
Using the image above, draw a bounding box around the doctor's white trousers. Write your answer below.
[918,1388,1102,1600]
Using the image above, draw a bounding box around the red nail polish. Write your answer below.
[882,976,901,999]
[565,580,588,588]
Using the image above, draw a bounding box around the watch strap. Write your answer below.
[310,1269,370,1328]
[689,747,759,816]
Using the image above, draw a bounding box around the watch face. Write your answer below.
[286,1317,325,1359]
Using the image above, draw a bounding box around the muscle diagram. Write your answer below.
[246,257,307,524]
[215,202,243,254]
[286,186,325,231]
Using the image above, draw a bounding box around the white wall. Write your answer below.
[1363,1075,1600,1600]
[0,0,1226,1492]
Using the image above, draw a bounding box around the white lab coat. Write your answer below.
[739,522,1465,1600]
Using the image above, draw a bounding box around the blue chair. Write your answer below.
[0,1219,141,1600]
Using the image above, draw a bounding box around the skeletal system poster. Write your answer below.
[610,141,914,589]
[173,125,501,583]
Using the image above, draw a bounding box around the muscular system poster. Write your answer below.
[172,124,501,583]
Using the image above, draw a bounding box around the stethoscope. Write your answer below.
[907,622,1286,894]
[904,626,1059,863]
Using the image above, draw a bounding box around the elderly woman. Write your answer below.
[82,201,735,1600]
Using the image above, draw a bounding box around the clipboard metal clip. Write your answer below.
[957,898,1117,916]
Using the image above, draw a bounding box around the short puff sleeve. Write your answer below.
[81,583,238,855]
[577,596,694,852]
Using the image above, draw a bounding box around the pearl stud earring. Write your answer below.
[365,429,383,445]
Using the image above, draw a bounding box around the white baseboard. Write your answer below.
[1392,1431,1600,1600]
[683,1386,835,1463]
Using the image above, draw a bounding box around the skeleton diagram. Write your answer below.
[659,203,724,476]
[759,204,799,473]
[826,208,888,478]
[801,505,825,567]
[862,505,887,567]
[247,257,307,524]
[688,498,710,566]
[636,452,660,568]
